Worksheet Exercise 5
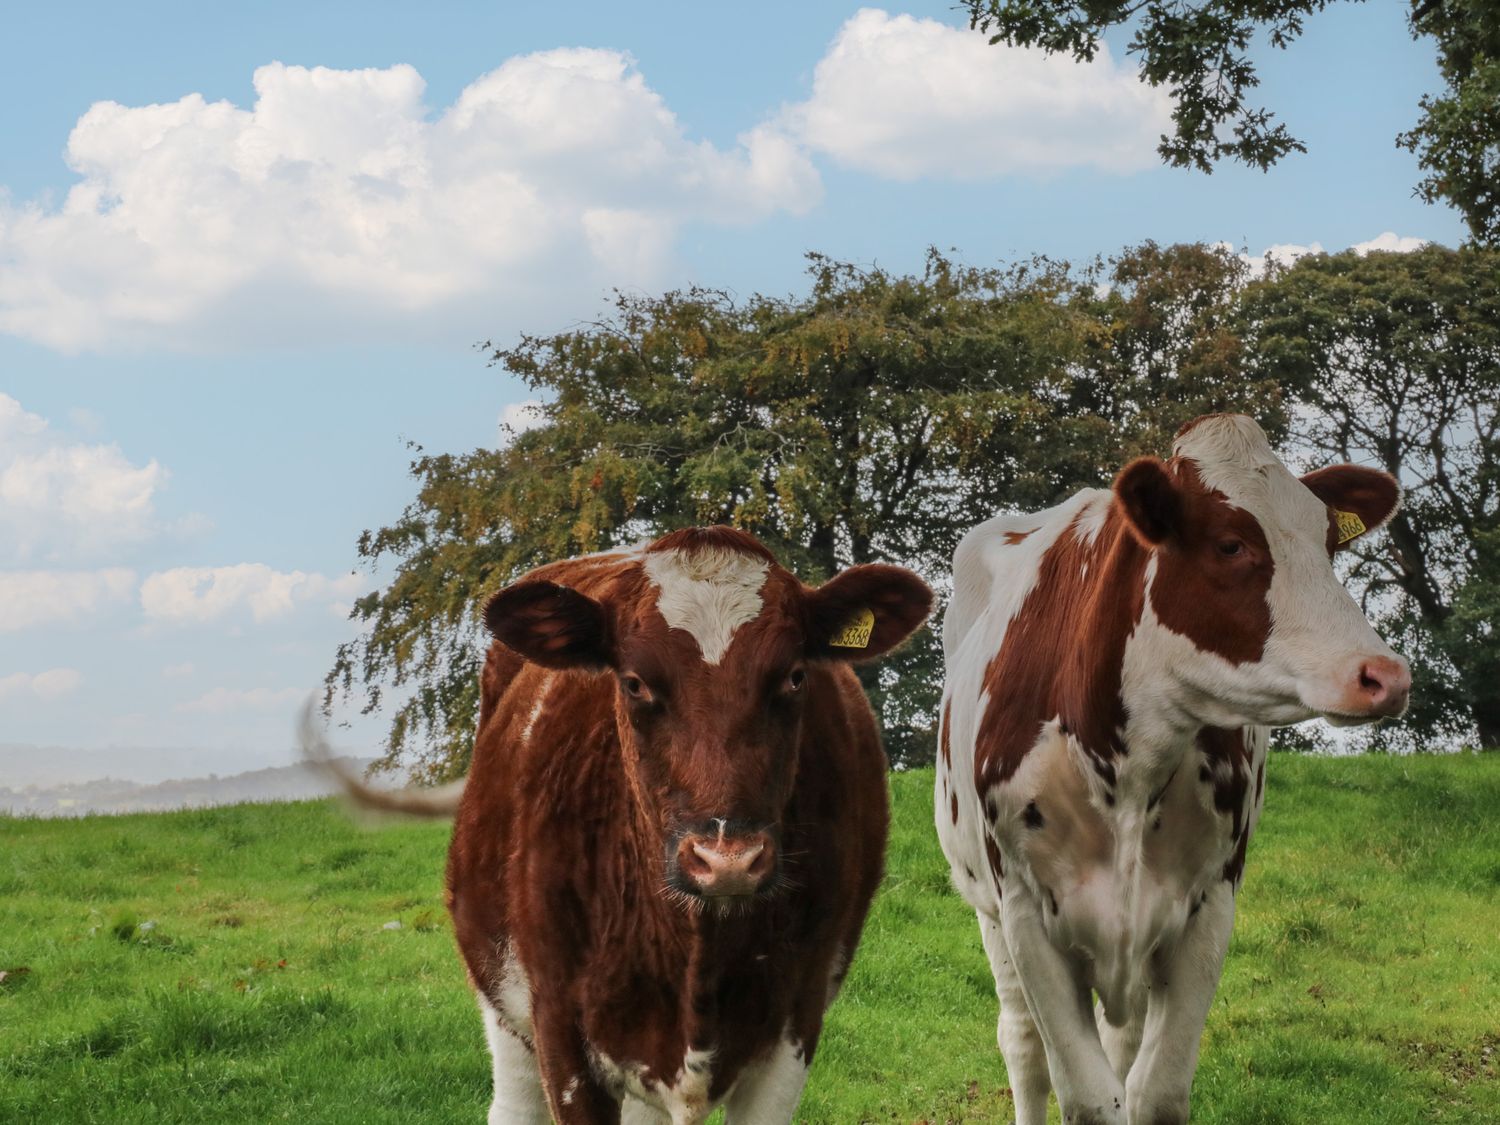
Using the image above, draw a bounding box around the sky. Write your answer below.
[0,1,1468,785]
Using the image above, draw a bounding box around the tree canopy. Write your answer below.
[1399,0,1500,244]
[330,242,1497,775]
[962,1,1500,244]
[1238,242,1500,749]
[327,245,1285,778]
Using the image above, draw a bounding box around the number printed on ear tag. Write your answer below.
[829,607,875,649]
[1334,509,1367,544]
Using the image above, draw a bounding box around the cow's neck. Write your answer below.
[1049,512,1145,776]
[609,716,777,1053]
[1055,512,1204,799]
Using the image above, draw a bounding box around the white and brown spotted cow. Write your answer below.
[447,527,931,1124]
[936,414,1409,1125]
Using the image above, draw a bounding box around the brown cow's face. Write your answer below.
[613,607,807,906]
[485,528,932,911]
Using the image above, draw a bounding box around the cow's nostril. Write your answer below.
[679,844,714,880]
[1352,656,1411,716]
[746,846,773,879]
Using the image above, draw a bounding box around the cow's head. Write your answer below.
[1114,413,1409,730]
[484,527,932,909]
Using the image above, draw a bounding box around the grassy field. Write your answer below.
[3,755,1498,1124]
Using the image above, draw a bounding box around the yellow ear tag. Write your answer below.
[1334,509,1367,544]
[829,607,875,649]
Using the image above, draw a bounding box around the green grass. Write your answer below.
[3,755,1498,1123]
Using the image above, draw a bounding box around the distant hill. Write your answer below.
[0,757,377,817]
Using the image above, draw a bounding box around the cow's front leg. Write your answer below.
[532,1013,621,1125]
[979,913,1051,1125]
[1000,890,1125,1125]
[722,1031,811,1123]
[1095,997,1144,1084]
[1125,882,1235,1125]
[478,995,550,1124]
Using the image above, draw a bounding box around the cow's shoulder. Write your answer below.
[945,489,1110,660]
[477,640,527,735]
[464,656,620,854]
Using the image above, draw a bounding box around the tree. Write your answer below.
[329,253,1086,779]
[1237,243,1500,749]
[1399,0,1500,245]
[328,247,1288,780]
[1070,240,1289,456]
[961,1,1500,244]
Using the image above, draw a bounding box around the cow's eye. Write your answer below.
[784,668,807,694]
[620,674,652,702]
[1217,540,1244,558]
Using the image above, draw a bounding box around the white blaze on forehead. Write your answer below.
[1172,414,1280,490]
[642,547,770,664]
[1171,414,1325,540]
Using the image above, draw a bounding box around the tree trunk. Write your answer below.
[1442,630,1500,749]
[807,522,838,581]
[1468,691,1500,751]
[1385,513,1450,626]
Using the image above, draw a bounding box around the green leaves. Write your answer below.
[329,245,1296,776]
[336,243,1500,768]
[965,1,1500,244]
[1237,243,1500,749]
[334,242,1500,769]
[1400,0,1500,244]
[964,1,1330,173]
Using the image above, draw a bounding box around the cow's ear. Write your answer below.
[1300,465,1401,549]
[1114,457,1181,546]
[804,564,933,663]
[484,581,612,670]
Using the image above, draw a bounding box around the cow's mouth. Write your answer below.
[664,868,786,915]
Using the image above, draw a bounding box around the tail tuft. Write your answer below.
[298,698,465,818]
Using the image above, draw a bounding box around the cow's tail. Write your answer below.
[299,700,465,818]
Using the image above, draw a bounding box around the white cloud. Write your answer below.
[139,563,363,624]
[1230,231,1429,279]
[0,394,165,562]
[0,568,137,630]
[162,661,195,679]
[0,667,82,701]
[0,55,821,353]
[1350,231,1428,255]
[498,398,547,444]
[1243,241,1325,277]
[174,685,304,714]
[781,9,1172,181]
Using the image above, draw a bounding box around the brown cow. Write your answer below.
[445,527,930,1123]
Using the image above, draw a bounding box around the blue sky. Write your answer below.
[0,1,1467,783]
